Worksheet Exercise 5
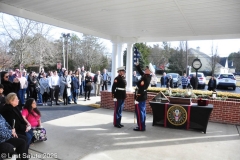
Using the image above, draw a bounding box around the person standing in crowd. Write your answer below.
[132,71,138,87]
[111,66,127,128]
[38,68,45,80]
[167,75,174,88]
[0,114,28,160]
[76,68,82,98]
[208,76,217,91]
[58,68,66,77]
[134,63,153,131]
[48,70,60,106]
[0,84,5,109]
[28,71,38,101]
[181,73,188,89]
[94,71,102,96]
[71,70,80,104]
[8,70,15,83]
[190,74,198,89]
[68,70,73,104]
[17,71,28,108]
[22,69,30,99]
[39,73,49,106]
[60,70,72,105]
[160,72,167,88]
[101,69,109,91]
[32,72,42,105]
[80,66,86,96]
[0,71,20,96]
[150,73,158,87]
[84,71,92,101]
[0,93,33,147]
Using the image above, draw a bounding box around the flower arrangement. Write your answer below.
[147,87,238,100]
[171,91,197,99]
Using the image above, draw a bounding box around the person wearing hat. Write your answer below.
[111,66,127,128]
[134,63,155,131]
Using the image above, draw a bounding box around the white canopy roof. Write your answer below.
[1,0,240,42]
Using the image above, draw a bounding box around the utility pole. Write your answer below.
[62,33,71,70]
[186,41,188,76]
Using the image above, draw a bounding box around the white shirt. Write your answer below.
[97,75,101,84]
[151,76,158,85]
[49,75,60,88]
[17,77,28,89]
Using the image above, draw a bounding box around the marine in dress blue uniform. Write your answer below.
[111,66,127,128]
[134,63,155,131]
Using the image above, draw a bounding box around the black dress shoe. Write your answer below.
[74,102,77,104]
[114,125,121,128]
[119,124,124,127]
[133,127,145,131]
[68,102,71,104]
[56,103,60,105]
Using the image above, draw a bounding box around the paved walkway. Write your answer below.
[29,96,240,160]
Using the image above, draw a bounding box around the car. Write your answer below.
[233,72,240,76]
[216,73,236,90]
[166,73,181,88]
[189,72,206,89]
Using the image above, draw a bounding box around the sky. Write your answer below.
[51,26,240,57]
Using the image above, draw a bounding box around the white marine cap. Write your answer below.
[148,63,155,73]
[117,66,126,71]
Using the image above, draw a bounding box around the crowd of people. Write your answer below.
[0,66,110,159]
[0,66,110,107]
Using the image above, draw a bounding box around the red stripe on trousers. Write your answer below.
[164,103,168,127]
[136,104,142,130]
[187,105,191,130]
[113,101,118,125]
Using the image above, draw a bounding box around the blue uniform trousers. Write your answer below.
[113,99,125,126]
[135,101,146,131]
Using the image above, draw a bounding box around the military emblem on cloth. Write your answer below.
[167,105,187,126]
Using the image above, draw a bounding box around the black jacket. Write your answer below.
[1,80,20,96]
[167,78,173,88]
[208,78,217,90]
[190,77,199,89]
[0,104,27,136]
[112,75,127,99]
[85,76,92,91]
[0,95,5,109]
[135,65,151,101]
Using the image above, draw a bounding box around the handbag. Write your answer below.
[35,85,40,93]
[32,127,47,142]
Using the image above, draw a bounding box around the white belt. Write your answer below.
[116,87,125,91]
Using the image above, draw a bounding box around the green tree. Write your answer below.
[168,42,187,74]
[228,51,240,72]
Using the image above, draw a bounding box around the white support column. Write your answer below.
[126,43,134,92]
[111,43,118,87]
[117,43,123,67]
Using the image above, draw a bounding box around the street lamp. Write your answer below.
[61,33,71,70]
